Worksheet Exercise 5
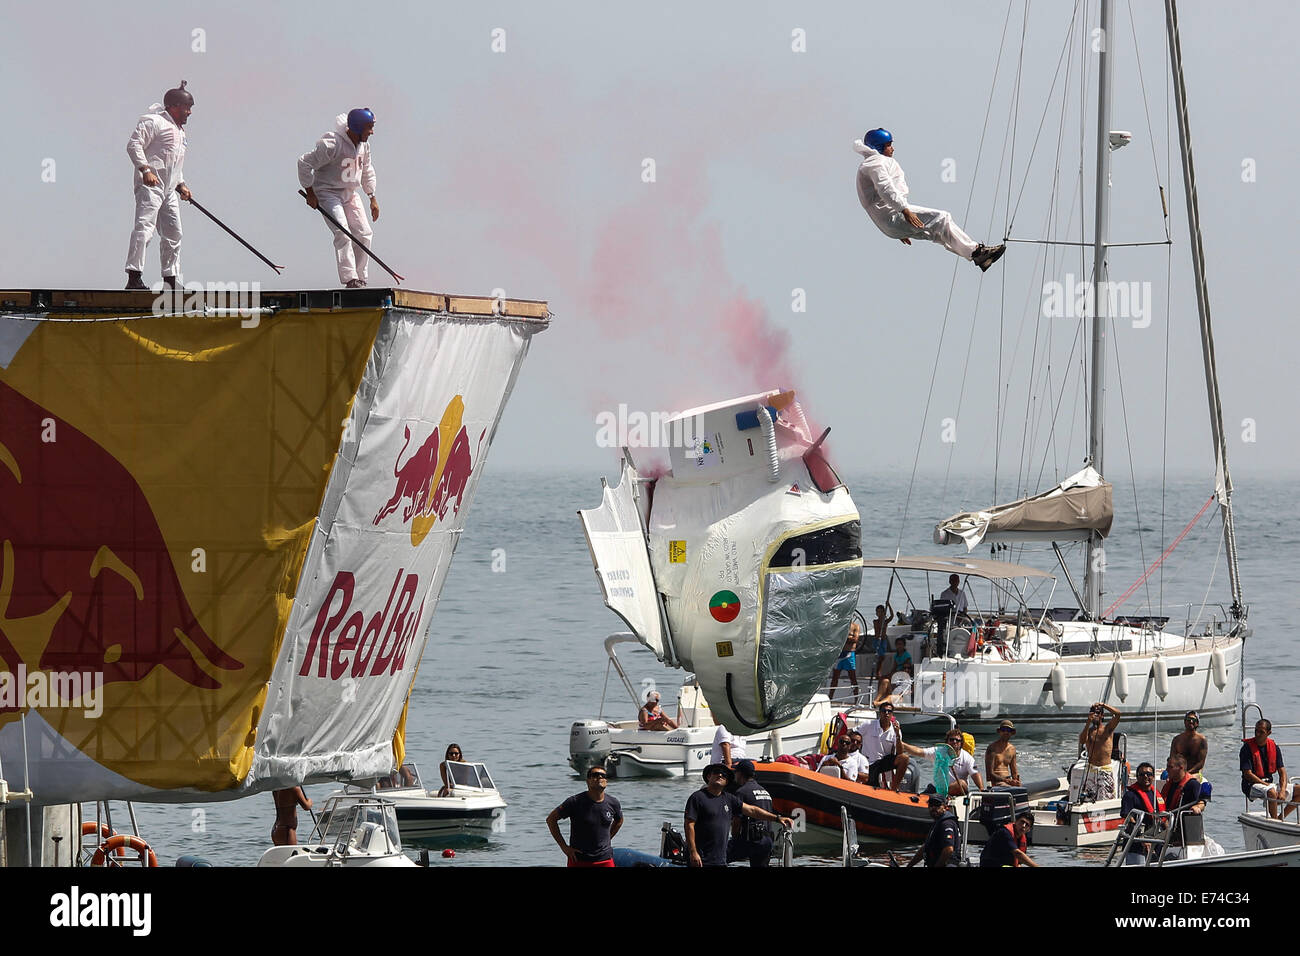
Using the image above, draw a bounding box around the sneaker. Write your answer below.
[345,279,364,288]
[973,243,1007,272]
[125,271,146,290]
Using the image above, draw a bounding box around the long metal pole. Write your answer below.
[1084,0,1115,620]
[1165,0,1244,620]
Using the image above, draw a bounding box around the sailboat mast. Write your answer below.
[1083,0,1115,620]
[1165,0,1245,620]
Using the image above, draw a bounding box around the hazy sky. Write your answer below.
[3,0,1297,504]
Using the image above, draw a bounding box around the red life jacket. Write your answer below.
[1161,775,1192,810]
[1126,784,1162,814]
[1246,738,1280,779]
[1001,822,1027,867]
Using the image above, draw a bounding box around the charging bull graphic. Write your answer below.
[0,382,243,716]
[373,394,487,546]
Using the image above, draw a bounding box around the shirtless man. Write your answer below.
[985,720,1022,787]
[1169,711,1208,778]
[829,619,861,700]
[1074,702,1122,801]
[639,690,679,731]
[271,786,313,846]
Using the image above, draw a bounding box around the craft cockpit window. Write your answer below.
[768,520,862,569]
[448,761,494,790]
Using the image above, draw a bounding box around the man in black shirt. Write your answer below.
[979,810,1039,867]
[907,794,960,867]
[727,759,777,867]
[685,763,791,867]
[547,764,623,867]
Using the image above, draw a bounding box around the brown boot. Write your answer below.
[163,276,178,290]
[125,271,147,290]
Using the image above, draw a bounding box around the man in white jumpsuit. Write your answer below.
[854,128,1005,272]
[125,81,194,290]
[298,109,379,287]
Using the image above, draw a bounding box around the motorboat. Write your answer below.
[1104,807,1300,868]
[754,759,1066,853]
[1235,708,1300,850]
[569,634,834,779]
[257,794,418,867]
[330,761,506,845]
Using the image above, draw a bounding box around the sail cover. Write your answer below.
[934,467,1113,550]
[578,460,671,664]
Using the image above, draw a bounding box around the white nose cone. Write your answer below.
[645,389,862,732]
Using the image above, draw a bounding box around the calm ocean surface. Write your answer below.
[125,468,1298,866]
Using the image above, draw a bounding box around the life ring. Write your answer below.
[90,834,159,868]
[80,822,127,857]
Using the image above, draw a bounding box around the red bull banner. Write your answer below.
[0,295,544,804]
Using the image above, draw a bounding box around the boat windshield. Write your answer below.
[447,762,495,791]
[315,799,401,854]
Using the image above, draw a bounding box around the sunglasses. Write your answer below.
[1138,770,1155,778]
[588,772,608,779]
[999,728,1015,733]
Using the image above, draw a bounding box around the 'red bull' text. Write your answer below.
[298,569,425,680]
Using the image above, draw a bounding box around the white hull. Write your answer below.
[571,696,833,779]
[1239,810,1300,851]
[886,628,1243,729]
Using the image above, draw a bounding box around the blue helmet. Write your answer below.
[864,128,893,151]
[347,108,375,135]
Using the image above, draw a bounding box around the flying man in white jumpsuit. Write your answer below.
[855,128,1005,272]
[125,81,194,290]
[298,109,379,287]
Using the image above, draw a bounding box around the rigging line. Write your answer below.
[1159,6,1173,615]
[1007,0,1086,232]
[1189,512,1225,634]
[1101,494,1213,620]
[995,0,1031,508]
[1126,0,1173,241]
[918,0,1017,534]
[1108,311,1154,615]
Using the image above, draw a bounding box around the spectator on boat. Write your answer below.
[712,724,747,770]
[437,743,465,797]
[818,732,870,784]
[986,720,1022,787]
[1161,754,1205,860]
[685,764,792,867]
[639,690,679,731]
[1240,719,1295,820]
[1073,702,1121,802]
[979,811,1039,868]
[901,727,986,796]
[1169,711,1209,778]
[872,638,914,706]
[860,704,911,791]
[298,108,379,288]
[907,794,960,867]
[728,760,778,867]
[938,574,969,615]
[271,786,312,846]
[870,602,894,683]
[124,81,194,290]
[547,764,623,867]
[1119,762,1163,865]
[854,130,1006,271]
[828,619,861,701]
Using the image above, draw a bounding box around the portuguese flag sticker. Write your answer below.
[709,590,741,623]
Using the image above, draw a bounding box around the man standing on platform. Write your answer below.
[685,764,791,867]
[125,81,194,290]
[298,109,379,288]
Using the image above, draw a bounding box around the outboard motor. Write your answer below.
[569,720,611,774]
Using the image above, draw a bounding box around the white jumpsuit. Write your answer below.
[854,139,978,259]
[125,106,187,277]
[298,115,378,283]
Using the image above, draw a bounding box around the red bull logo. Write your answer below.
[0,381,242,715]
[372,394,487,546]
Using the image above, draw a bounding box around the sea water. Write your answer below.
[109,468,1299,866]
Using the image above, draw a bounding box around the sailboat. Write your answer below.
[861,0,1247,729]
